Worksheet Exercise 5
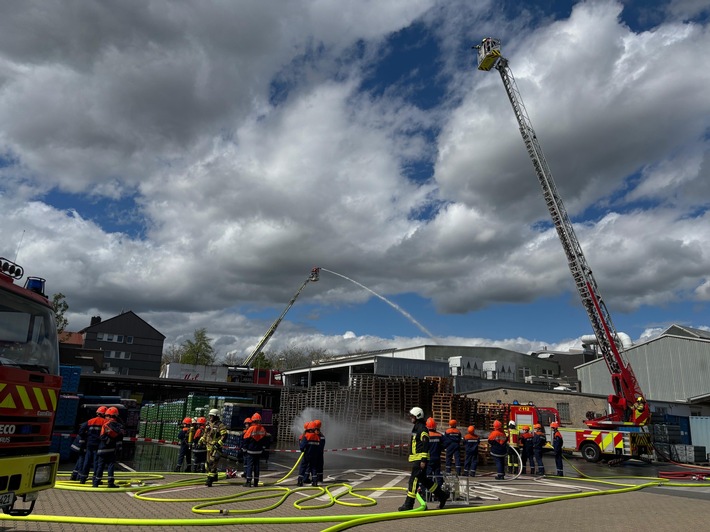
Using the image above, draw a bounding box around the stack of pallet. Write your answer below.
[473,402,511,431]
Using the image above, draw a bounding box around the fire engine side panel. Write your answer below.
[560,428,631,456]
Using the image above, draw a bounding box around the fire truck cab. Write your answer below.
[0,257,62,516]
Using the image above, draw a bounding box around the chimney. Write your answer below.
[90,316,102,326]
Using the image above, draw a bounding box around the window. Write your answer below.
[117,335,124,343]
[126,336,133,344]
[106,351,131,360]
[97,333,104,340]
[556,402,571,423]
[541,368,554,377]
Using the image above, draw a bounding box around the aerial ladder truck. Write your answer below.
[238,267,320,379]
[475,39,652,463]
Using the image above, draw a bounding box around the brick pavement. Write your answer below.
[1,469,709,532]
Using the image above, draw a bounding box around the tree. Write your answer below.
[51,293,69,341]
[180,328,216,366]
[268,346,332,370]
[162,343,186,366]
[250,351,273,370]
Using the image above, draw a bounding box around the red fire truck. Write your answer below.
[0,257,62,516]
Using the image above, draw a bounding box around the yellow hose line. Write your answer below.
[322,480,658,532]
[274,451,303,484]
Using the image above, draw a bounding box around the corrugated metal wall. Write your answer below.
[689,417,710,460]
[577,336,710,403]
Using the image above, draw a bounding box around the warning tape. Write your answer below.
[53,432,408,453]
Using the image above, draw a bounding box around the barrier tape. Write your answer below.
[53,432,409,453]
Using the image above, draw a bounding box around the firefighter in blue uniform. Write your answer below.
[425,417,443,490]
[79,406,107,484]
[443,419,462,476]
[93,406,124,488]
[463,425,480,477]
[551,421,564,476]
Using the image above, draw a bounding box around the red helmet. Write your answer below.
[448,419,457,427]
[313,420,322,429]
[303,422,309,429]
[96,406,107,415]
[105,406,119,417]
[493,420,502,429]
[306,421,315,430]
[197,417,206,425]
[550,421,559,428]
[425,417,437,430]
[468,425,475,434]
[534,423,542,430]
[251,413,262,422]
[183,417,192,424]
[244,417,252,424]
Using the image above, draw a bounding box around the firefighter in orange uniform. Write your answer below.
[551,421,564,476]
[488,419,508,480]
[191,417,207,473]
[518,425,534,474]
[425,417,444,490]
[78,406,108,484]
[93,406,124,488]
[463,425,480,477]
[175,417,193,471]
[443,419,462,476]
[242,412,271,487]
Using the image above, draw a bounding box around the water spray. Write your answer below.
[320,268,439,342]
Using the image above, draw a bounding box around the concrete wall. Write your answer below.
[462,387,610,427]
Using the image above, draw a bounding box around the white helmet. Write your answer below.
[508,420,517,428]
[208,408,219,417]
[409,407,424,420]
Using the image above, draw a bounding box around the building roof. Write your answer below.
[662,324,710,340]
[80,310,166,339]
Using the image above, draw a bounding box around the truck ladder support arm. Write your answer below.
[476,44,649,427]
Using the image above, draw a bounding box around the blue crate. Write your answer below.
[59,365,81,393]
[55,395,80,428]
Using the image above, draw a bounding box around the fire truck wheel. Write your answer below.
[580,442,602,463]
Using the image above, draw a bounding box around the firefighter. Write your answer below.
[506,420,520,474]
[551,421,564,476]
[93,406,124,488]
[78,406,108,484]
[518,425,534,474]
[443,419,462,476]
[236,417,251,478]
[175,417,193,472]
[242,412,271,487]
[191,417,207,473]
[425,417,444,490]
[398,407,449,512]
[632,396,646,424]
[313,419,325,484]
[297,421,311,485]
[532,423,547,475]
[204,408,227,487]
[488,419,508,480]
[70,418,89,481]
[463,425,480,477]
[297,421,320,487]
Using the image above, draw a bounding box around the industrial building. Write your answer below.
[282,344,562,392]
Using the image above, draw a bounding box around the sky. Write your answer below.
[1,0,710,362]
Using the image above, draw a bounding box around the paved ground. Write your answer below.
[2,454,709,531]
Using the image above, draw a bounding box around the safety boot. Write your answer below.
[244,480,252,487]
[205,476,213,487]
[297,477,304,487]
[398,497,415,511]
[436,488,450,509]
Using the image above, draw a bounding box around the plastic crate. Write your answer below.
[59,365,81,393]
[55,395,80,428]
